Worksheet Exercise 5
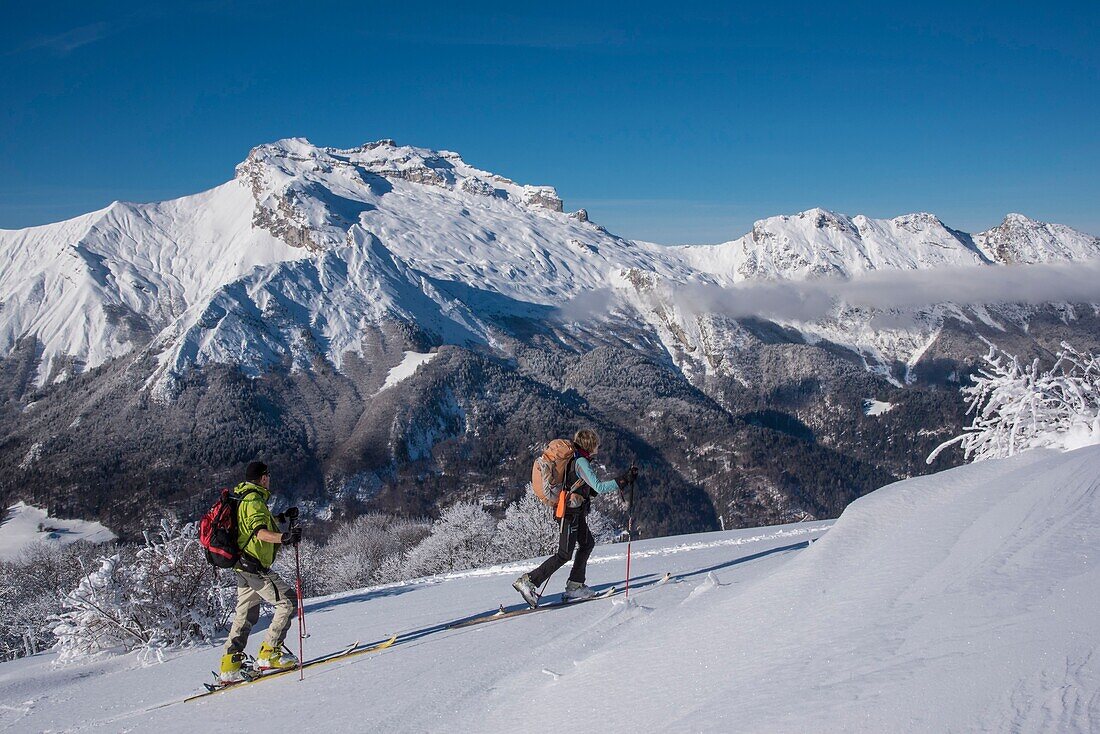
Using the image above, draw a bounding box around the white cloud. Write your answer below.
[677,261,1100,322]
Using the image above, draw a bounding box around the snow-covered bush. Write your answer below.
[585,507,619,545]
[398,501,497,578]
[928,342,1100,464]
[373,550,409,585]
[492,492,559,560]
[281,514,429,596]
[491,492,618,562]
[0,541,100,660]
[53,519,234,661]
[281,537,323,597]
[53,552,139,660]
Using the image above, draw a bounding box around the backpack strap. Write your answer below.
[565,457,588,495]
[233,488,267,554]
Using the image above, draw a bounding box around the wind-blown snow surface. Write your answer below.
[0,502,116,561]
[3,446,1099,732]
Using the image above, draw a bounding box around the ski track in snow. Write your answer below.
[330,522,829,593]
[3,448,1100,732]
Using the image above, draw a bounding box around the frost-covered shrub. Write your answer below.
[53,520,234,661]
[929,342,1100,464]
[279,514,430,596]
[398,501,497,578]
[53,552,139,660]
[585,507,618,545]
[373,550,409,585]
[492,492,559,561]
[266,495,619,597]
[280,537,324,597]
[0,541,100,661]
[491,492,619,562]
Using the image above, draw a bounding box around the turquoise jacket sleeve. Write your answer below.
[575,457,620,495]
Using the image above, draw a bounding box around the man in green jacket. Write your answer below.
[219,461,303,683]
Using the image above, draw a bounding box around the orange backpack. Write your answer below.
[531,439,585,518]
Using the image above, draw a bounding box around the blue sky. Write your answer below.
[1,1,1096,243]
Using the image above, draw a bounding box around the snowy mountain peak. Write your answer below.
[2,136,1099,393]
[233,137,571,252]
[236,137,562,207]
[974,213,1100,265]
[679,208,988,282]
[887,211,945,230]
[797,207,855,229]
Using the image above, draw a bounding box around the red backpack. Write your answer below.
[198,488,258,568]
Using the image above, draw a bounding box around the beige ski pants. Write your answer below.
[223,568,297,655]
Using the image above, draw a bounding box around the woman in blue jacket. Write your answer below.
[513,429,638,606]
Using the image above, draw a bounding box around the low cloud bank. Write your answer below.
[660,261,1100,323]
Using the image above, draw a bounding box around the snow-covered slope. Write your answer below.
[975,212,1100,264]
[3,446,1098,732]
[675,208,1100,283]
[378,351,438,393]
[674,208,992,281]
[0,502,116,561]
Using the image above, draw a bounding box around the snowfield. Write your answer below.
[863,398,896,416]
[378,350,439,393]
[2,446,1099,732]
[0,502,116,561]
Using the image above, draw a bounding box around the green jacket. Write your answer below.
[233,481,278,571]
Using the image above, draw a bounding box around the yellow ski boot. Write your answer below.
[219,652,247,683]
[257,642,298,671]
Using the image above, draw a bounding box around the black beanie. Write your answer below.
[245,461,269,482]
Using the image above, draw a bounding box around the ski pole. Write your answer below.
[624,475,635,599]
[292,520,306,680]
[296,541,308,639]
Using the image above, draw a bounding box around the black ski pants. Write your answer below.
[527,511,595,587]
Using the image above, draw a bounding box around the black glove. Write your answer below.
[616,465,639,488]
[280,527,302,545]
[276,506,299,524]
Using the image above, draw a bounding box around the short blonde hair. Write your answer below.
[573,429,600,454]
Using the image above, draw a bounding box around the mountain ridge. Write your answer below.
[3,137,1100,537]
[2,137,1098,391]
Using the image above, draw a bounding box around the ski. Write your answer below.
[186,635,396,702]
[450,586,618,630]
[564,585,618,604]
